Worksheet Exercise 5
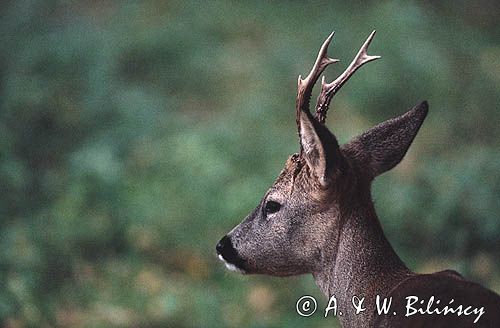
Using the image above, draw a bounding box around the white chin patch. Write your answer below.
[218,254,246,274]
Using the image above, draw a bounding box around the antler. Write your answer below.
[296,32,339,134]
[315,30,380,124]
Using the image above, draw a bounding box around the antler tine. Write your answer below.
[296,32,339,134]
[315,30,380,124]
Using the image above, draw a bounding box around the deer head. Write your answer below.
[216,31,428,278]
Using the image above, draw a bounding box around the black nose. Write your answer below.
[216,235,245,268]
[216,235,231,256]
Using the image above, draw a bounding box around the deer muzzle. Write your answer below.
[216,235,247,273]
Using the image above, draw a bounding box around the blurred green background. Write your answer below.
[0,0,499,327]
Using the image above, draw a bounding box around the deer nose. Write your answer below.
[216,235,247,272]
[216,235,242,263]
[216,235,231,256]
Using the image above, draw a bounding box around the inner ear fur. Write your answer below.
[299,110,342,187]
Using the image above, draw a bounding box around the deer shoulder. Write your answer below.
[374,270,500,327]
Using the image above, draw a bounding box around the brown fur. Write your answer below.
[216,33,500,327]
[217,101,500,327]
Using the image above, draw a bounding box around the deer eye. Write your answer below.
[264,200,281,215]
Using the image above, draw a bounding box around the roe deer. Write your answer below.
[216,31,500,327]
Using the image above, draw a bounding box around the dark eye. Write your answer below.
[264,200,281,215]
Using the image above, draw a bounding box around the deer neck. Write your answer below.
[312,197,413,327]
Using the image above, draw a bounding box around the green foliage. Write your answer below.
[0,0,499,327]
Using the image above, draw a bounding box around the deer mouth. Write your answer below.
[216,235,247,273]
[217,254,246,273]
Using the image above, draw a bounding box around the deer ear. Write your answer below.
[299,110,342,187]
[343,101,428,179]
